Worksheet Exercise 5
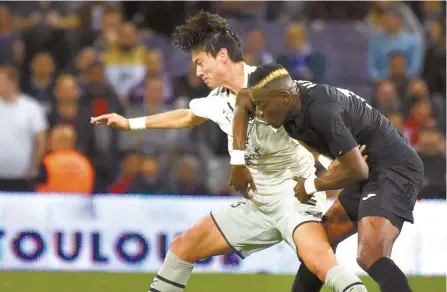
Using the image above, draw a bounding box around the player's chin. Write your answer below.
[265,120,281,129]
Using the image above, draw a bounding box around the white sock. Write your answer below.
[325,265,367,292]
[149,251,195,292]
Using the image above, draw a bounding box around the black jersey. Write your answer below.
[283,80,415,165]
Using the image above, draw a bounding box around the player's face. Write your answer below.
[253,90,291,129]
[192,50,226,88]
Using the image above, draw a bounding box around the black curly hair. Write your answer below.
[172,11,244,62]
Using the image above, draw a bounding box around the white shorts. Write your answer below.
[210,179,326,259]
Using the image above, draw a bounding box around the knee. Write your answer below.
[169,230,200,262]
[302,244,336,280]
[356,241,385,271]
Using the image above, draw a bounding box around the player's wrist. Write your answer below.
[317,155,333,170]
[304,178,317,195]
[230,150,246,165]
[128,117,146,130]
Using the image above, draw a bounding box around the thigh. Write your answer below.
[359,155,424,230]
[323,198,358,246]
[211,199,282,259]
[171,214,233,263]
[274,191,326,252]
[293,221,338,281]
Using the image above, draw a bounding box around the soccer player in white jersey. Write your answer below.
[91,11,366,292]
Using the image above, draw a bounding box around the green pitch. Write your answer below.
[0,272,444,292]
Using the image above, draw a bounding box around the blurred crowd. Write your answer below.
[0,1,445,199]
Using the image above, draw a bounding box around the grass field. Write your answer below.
[0,272,444,292]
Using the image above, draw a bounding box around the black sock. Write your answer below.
[291,263,324,292]
[367,257,412,292]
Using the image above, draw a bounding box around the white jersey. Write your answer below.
[189,63,315,201]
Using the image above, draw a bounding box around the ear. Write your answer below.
[280,90,291,103]
[217,48,229,63]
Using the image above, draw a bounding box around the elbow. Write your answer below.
[352,164,369,182]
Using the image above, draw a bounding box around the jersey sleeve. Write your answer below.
[309,101,357,158]
[189,97,212,119]
[188,88,221,120]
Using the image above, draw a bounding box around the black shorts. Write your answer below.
[338,153,424,231]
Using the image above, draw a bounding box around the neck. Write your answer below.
[33,75,52,87]
[145,102,161,111]
[1,90,18,102]
[387,29,401,38]
[222,62,245,94]
[285,93,302,121]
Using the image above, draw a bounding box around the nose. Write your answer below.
[196,66,203,78]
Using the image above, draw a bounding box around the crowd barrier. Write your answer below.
[0,194,445,275]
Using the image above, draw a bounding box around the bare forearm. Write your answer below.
[233,89,254,151]
[232,107,249,151]
[315,168,363,191]
[144,109,206,129]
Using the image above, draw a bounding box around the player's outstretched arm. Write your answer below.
[229,88,257,199]
[90,109,208,131]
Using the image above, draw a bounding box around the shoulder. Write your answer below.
[207,87,231,98]
[19,94,44,112]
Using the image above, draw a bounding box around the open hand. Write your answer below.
[90,113,130,130]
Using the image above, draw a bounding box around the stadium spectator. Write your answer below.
[0,5,24,68]
[421,0,445,28]
[11,2,80,70]
[387,112,406,134]
[167,155,209,195]
[403,99,436,147]
[126,154,165,194]
[422,20,446,96]
[417,127,446,199]
[0,66,47,191]
[367,7,423,82]
[48,75,94,155]
[388,52,411,98]
[93,5,123,54]
[104,22,146,103]
[367,2,422,35]
[84,62,123,192]
[129,50,173,105]
[68,47,98,88]
[108,150,142,194]
[120,77,180,154]
[404,79,431,116]
[243,27,275,67]
[22,52,56,114]
[172,65,209,106]
[36,124,95,194]
[216,1,267,21]
[372,80,402,116]
[277,23,313,80]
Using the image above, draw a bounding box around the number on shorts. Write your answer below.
[231,201,246,208]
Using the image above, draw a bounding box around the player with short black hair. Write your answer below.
[232,63,424,292]
[92,12,367,292]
